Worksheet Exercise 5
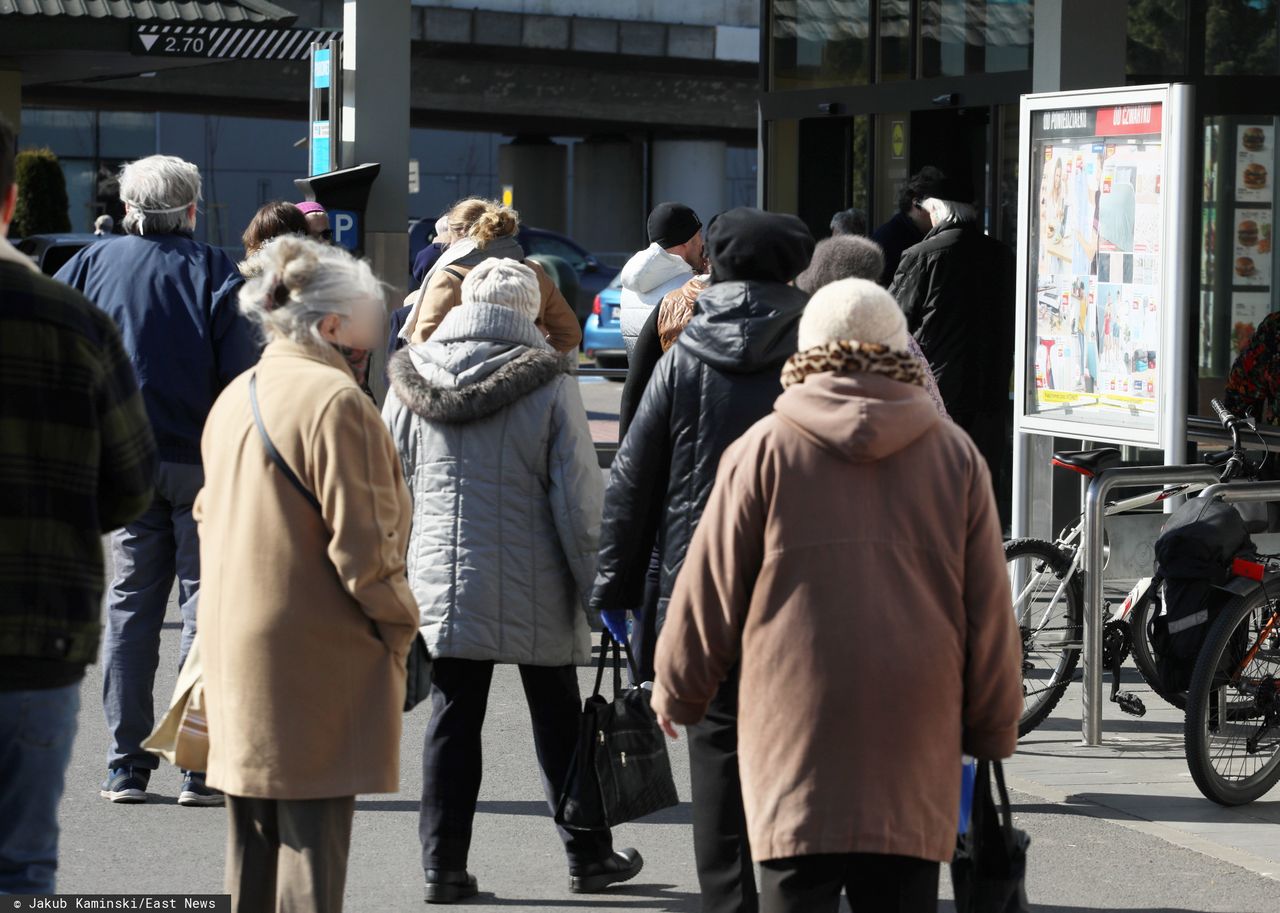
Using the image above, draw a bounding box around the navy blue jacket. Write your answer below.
[871,211,926,287]
[55,234,260,464]
[411,241,446,288]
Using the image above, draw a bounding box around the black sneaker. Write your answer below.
[100,766,150,804]
[179,772,225,808]
[569,848,644,893]
[424,869,479,904]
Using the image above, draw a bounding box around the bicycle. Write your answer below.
[1183,405,1280,805]
[1009,401,1257,736]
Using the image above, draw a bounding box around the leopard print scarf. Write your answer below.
[781,340,927,390]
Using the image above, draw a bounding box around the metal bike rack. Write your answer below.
[1081,464,1222,746]
[1198,480,1280,508]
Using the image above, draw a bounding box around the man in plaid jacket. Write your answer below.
[0,116,156,894]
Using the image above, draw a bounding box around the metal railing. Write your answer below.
[1081,463,1223,746]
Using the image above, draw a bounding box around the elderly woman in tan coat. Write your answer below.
[399,197,581,351]
[195,236,420,913]
[652,278,1022,913]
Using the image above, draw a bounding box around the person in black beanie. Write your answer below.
[592,207,815,913]
[618,202,705,359]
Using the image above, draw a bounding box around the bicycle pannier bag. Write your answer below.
[555,632,679,831]
[1152,499,1253,692]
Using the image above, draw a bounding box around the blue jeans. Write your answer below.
[102,462,203,771]
[0,684,80,894]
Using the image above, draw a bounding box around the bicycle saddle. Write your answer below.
[1051,448,1123,477]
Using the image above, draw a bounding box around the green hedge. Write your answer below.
[12,147,71,237]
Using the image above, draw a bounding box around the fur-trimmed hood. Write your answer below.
[388,301,569,424]
[389,345,568,424]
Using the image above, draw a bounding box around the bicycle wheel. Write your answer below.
[1184,587,1280,806]
[1129,588,1187,710]
[1006,538,1082,736]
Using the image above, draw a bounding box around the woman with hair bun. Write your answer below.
[195,235,421,913]
[400,197,582,352]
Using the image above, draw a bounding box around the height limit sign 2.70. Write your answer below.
[131,26,338,61]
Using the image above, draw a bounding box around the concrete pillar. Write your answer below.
[572,139,644,254]
[499,138,567,233]
[340,0,410,293]
[1033,0,1127,93]
[0,69,19,133]
[651,139,726,223]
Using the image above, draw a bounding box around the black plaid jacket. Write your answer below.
[0,258,156,689]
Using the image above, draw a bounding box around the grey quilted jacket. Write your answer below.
[382,302,602,666]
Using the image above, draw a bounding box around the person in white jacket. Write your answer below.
[618,202,704,357]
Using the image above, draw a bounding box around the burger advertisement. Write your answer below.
[1236,124,1274,203]
[1233,210,1272,286]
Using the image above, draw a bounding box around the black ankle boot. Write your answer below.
[568,848,644,893]
[424,869,478,904]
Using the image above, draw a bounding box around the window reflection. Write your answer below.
[1206,0,1279,76]
[919,0,1032,77]
[770,0,872,90]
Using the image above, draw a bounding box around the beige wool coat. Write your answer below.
[653,371,1022,865]
[194,340,421,800]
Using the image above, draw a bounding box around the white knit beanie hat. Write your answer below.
[461,258,540,321]
[798,277,909,352]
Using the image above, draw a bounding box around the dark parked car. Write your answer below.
[15,233,107,276]
[407,220,618,324]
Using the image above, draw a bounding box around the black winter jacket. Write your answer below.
[889,221,1015,417]
[590,279,809,635]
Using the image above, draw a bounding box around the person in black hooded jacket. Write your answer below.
[591,207,814,913]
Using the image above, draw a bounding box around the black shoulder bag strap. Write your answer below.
[249,372,322,515]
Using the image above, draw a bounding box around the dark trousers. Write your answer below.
[760,853,940,913]
[102,462,203,772]
[419,658,611,872]
[688,667,757,913]
[953,409,1006,486]
[225,794,355,913]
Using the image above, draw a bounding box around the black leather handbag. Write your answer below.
[952,760,1030,913]
[249,373,432,713]
[555,631,679,831]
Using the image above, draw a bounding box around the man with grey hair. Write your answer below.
[93,214,114,236]
[55,154,259,808]
[889,173,1014,483]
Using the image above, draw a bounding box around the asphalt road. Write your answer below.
[46,377,1280,910]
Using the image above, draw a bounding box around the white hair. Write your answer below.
[921,196,977,226]
[119,155,202,236]
[239,235,384,348]
[93,214,114,234]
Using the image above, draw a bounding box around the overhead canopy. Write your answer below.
[0,0,295,24]
[0,0,299,90]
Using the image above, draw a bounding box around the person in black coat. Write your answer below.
[870,166,945,286]
[591,207,814,913]
[889,175,1015,484]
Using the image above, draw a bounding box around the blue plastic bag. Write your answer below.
[958,756,977,835]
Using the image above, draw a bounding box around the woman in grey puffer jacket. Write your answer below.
[382,258,642,905]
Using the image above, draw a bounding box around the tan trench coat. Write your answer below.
[194,340,420,800]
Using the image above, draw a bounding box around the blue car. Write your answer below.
[583,273,626,369]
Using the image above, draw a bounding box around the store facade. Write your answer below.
[760,0,1280,441]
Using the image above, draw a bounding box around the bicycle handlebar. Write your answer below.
[1209,398,1254,482]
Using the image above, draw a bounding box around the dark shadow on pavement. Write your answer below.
[352,799,694,826]
[475,882,698,911]
[1029,716,1184,736]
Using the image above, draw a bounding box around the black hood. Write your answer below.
[707,207,815,283]
[677,280,809,373]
